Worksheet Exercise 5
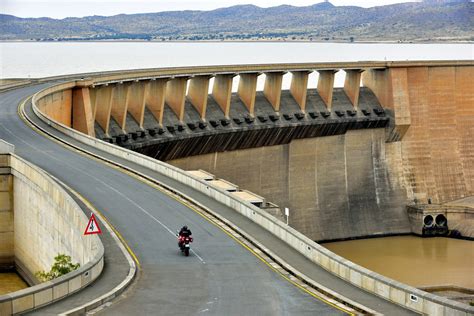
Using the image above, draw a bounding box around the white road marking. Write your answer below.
[0,122,206,264]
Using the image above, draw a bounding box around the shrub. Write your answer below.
[36,254,80,282]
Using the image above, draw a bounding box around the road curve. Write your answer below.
[0,84,346,315]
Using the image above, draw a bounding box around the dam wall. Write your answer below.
[28,96,474,315]
[31,61,474,242]
[170,128,411,241]
[0,149,104,315]
[363,66,474,204]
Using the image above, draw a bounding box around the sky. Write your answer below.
[1,0,417,19]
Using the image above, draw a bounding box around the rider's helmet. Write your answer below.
[183,225,188,231]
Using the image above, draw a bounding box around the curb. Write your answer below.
[21,96,375,315]
[18,98,138,316]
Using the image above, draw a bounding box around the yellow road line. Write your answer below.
[61,182,141,270]
[18,96,354,315]
[17,97,141,270]
[135,177,354,315]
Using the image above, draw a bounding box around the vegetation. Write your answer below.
[0,1,472,42]
[35,254,80,282]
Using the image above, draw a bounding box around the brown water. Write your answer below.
[323,236,474,289]
[0,273,28,295]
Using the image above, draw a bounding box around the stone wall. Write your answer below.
[170,128,411,241]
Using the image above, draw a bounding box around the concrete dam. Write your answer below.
[34,61,474,243]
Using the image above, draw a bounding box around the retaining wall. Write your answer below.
[32,82,474,315]
[0,152,104,315]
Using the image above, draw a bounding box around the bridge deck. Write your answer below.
[2,84,348,315]
[22,85,416,315]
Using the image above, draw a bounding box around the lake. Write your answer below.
[0,42,472,88]
[323,236,474,290]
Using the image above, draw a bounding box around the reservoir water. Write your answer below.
[0,273,28,295]
[323,236,474,289]
[0,42,472,88]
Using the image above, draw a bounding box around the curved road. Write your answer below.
[1,84,345,315]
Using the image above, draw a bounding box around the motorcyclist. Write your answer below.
[178,225,192,248]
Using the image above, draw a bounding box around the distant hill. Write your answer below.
[0,1,472,42]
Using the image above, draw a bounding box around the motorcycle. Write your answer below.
[177,234,193,256]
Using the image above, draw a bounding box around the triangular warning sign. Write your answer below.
[84,214,102,235]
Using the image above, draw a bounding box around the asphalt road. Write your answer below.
[0,84,346,315]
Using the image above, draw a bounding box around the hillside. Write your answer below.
[0,1,472,42]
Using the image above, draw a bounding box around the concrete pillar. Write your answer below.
[72,87,95,137]
[238,73,259,117]
[187,75,211,120]
[212,74,234,118]
[127,81,147,129]
[110,83,130,132]
[89,87,97,120]
[94,85,113,136]
[362,68,411,140]
[317,70,338,110]
[263,72,284,112]
[165,77,188,122]
[145,79,167,125]
[290,71,310,112]
[343,69,363,109]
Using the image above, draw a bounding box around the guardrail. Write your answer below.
[31,70,474,315]
[0,153,104,315]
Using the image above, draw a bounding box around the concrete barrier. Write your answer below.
[0,80,32,92]
[31,79,474,316]
[0,140,15,154]
[0,153,104,315]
